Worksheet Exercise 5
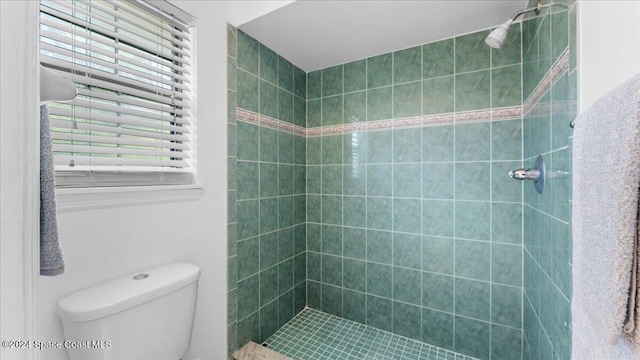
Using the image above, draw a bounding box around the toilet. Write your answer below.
[57,262,200,360]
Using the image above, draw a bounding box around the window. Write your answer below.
[39,0,195,188]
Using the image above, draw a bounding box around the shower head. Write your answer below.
[485,0,555,49]
[485,19,513,49]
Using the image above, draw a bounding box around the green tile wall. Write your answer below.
[521,1,577,360]
[305,27,524,360]
[228,26,307,356]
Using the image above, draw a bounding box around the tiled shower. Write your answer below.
[228,1,577,358]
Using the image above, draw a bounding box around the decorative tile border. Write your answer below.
[523,49,571,115]
[237,106,523,138]
[236,108,306,136]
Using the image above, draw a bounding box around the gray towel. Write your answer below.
[40,104,64,276]
[572,74,640,358]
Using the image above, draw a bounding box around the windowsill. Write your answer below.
[56,184,204,212]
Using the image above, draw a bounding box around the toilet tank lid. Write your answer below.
[57,262,200,322]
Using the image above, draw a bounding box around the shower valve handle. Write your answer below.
[508,168,541,181]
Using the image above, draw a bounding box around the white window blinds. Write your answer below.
[39,0,195,187]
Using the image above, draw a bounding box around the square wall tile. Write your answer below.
[367,229,392,264]
[322,224,343,256]
[322,64,343,97]
[367,295,393,332]
[367,197,392,231]
[343,290,367,324]
[422,162,454,199]
[307,99,322,128]
[393,199,422,235]
[455,121,490,161]
[237,274,259,319]
[423,200,454,237]
[455,31,490,73]
[367,53,393,88]
[343,131,367,164]
[393,164,421,198]
[492,22,522,67]
[455,201,491,241]
[293,65,306,99]
[367,86,393,121]
[343,164,367,196]
[322,135,343,165]
[394,46,422,84]
[393,233,422,269]
[278,88,294,124]
[344,91,366,123]
[322,254,343,286]
[393,128,422,163]
[492,243,522,287]
[237,311,259,346]
[237,122,259,161]
[260,80,278,119]
[307,70,321,99]
[422,272,454,312]
[344,59,367,93]
[322,95,343,126]
[367,263,392,298]
[423,38,454,79]
[454,316,490,359]
[278,56,293,92]
[455,239,490,281]
[343,258,366,292]
[259,44,277,84]
[492,203,523,244]
[393,267,422,305]
[423,125,454,162]
[343,196,366,227]
[259,127,278,162]
[367,164,392,197]
[393,302,422,341]
[492,161,523,202]
[492,284,522,328]
[237,70,259,113]
[455,70,490,112]
[260,266,279,306]
[343,227,366,260]
[260,232,279,270]
[422,309,454,351]
[237,200,259,240]
[423,236,454,275]
[321,195,342,225]
[367,130,392,163]
[393,81,422,118]
[454,162,490,201]
[492,119,523,161]
[237,30,258,74]
[307,165,321,194]
[322,165,343,195]
[423,76,454,115]
[321,284,343,317]
[492,325,523,360]
[492,65,522,108]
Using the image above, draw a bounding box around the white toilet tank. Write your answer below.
[57,262,200,360]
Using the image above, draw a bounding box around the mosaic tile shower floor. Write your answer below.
[264,308,478,360]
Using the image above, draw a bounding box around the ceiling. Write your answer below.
[239,0,527,72]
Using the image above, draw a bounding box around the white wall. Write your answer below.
[578,0,640,111]
[17,2,292,360]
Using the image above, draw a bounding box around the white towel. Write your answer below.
[572,74,640,358]
[40,104,64,276]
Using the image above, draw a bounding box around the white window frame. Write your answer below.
[39,0,200,201]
